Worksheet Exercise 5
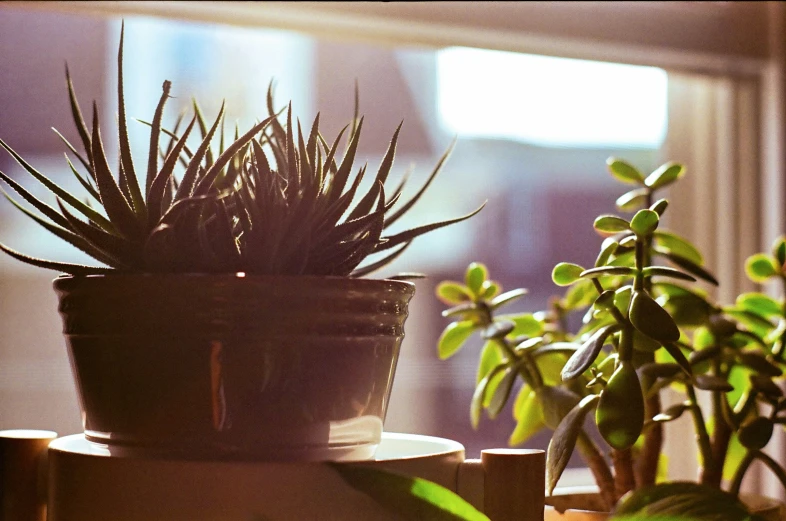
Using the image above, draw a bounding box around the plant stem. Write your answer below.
[612,447,636,499]
[576,432,617,510]
[704,359,731,488]
[637,380,663,487]
[686,383,716,483]
[729,451,755,496]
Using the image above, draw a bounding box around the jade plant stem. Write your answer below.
[576,433,617,509]
[705,358,731,488]
[686,383,717,483]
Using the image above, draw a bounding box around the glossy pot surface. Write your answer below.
[54,274,415,461]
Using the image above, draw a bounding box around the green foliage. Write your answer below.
[435,158,786,513]
[0,26,482,278]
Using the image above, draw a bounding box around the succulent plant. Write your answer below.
[0,26,482,277]
[436,158,786,516]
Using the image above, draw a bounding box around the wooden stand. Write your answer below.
[0,430,57,521]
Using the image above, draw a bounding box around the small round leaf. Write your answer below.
[644,162,685,189]
[465,262,488,296]
[436,281,472,305]
[772,236,786,267]
[438,320,477,360]
[553,262,584,286]
[745,253,779,283]
[738,416,773,450]
[594,215,630,234]
[630,209,659,236]
[606,158,644,184]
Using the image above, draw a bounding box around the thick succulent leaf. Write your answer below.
[644,162,685,190]
[595,238,619,267]
[350,241,411,278]
[537,385,582,431]
[476,341,503,385]
[347,122,401,221]
[330,463,489,521]
[630,209,659,236]
[553,262,584,286]
[629,290,681,343]
[64,154,100,201]
[90,104,143,240]
[580,266,636,280]
[594,215,630,234]
[0,241,112,275]
[116,25,145,217]
[148,116,197,226]
[64,64,93,173]
[649,198,668,216]
[52,129,93,183]
[482,320,515,340]
[773,236,786,267]
[487,363,520,419]
[616,188,649,211]
[0,170,76,232]
[465,262,488,295]
[0,138,115,233]
[385,138,456,228]
[651,402,690,423]
[639,362,682,379]
[141,79,172,215]
[642,266,696,282]
[736,292,782,319]
[737,351,782,377]
[490,288,527,309]
[613,482,753,521]
[471,364,507,428]
[438,321,477,360]
[653,231,703,265]
[509,385,545,445]
[738,416,773,450]
[596,361,644,450]
[374,203,485,253]
[328,117,364,203]
[607,157,644,184]
[693,374,734,392]
[175,102,226,200]
[663,342,693,376]
[745,253,780,283]
[561,324,620,381]
[546,394,599,495]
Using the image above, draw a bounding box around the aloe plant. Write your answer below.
[436,158,786,515]
[0,25,482,277]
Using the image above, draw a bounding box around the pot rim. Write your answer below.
[53,272,416,293]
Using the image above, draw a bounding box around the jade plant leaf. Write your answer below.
[630,209,659,236]
[616,188,649,212]
[438,321,477,360]
[773,236,786,266]
[745,253,779,283]
[489,288,528,309]
[612,482,755,521]
[546,394,599,495]
[436,282,473,305]
[465,262,488,295]
[553,262,585,286]
[738,416,774,450]
[330,464,490,521]
[509,385,546,445]
[644,162,685,190]
[653,231,703,266]
[476,341,502,384]
[594,215,631,234]
[596,361,644,450]
[736,293,782,319]
[561,324,620,381]
[629,290,681,344]
[607,157,645,184]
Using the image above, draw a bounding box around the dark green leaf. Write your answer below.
[596,361,644,450]
[481,320,515,340]
[0,241,112,275]
[773,236,786,267]
[738,351,782,377]
[663,342,693,376]
[375,202,486,253]
[651,402,690,423]
[580,266,637,280]
[487,363,520,419]
[693,374,734,392]
[471,364,507,428]
[738,417,773,450]
[629,290,681,343]
[649,198,668,216]
[562,324,620,381]
[546,394,599,495]
[614,481,753,521]
[653,231,704,266]
[643,266,696,282]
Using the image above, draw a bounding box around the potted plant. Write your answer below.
[435,158,786,520]
[0,24,483,461]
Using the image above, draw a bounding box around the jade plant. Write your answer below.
[436,158,786,517]
[0,26,482,277]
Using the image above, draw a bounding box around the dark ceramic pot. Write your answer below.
[53,274,415,461]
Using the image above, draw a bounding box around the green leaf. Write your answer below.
[471,364,506,427]
[596,238,619,267]
[546,394,599,495]
[614,482,753,521]
[564,279,597,309]
[553,262,585,286]
[739,417,774,450]
[561,324,620,381]
[438,321,477,359]
[479,280,501,300]
[502,313,544,337]
[330,464,490,521]
[537,385,582,431]
[772,236,786,267]
[745,253,780,283]
[693,374,734,392]
[643,266,696,282]
[737,351,782,377]
[649,199,668,216]
[596,361,644,450]
[616,188,649,212]
[465,262,488,295]
[644,162,685,190]
[436,281,473,305]
[629,290,681,344]
[653,231,704,266]
[489,288,527,309]
[736,293,782,319]
[509,385,545,445]
[651,402,690,423]
[663,342,693,376]
[0,241,112,275]
[630,209,659,236]
[580,266,637,280]
[476,341,502,384]
[594,215,630,234]
[487,364,520,419]
[481,320,515,340]
[607,157,645,184]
